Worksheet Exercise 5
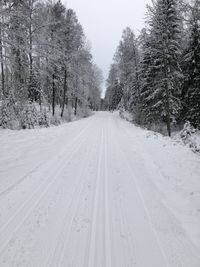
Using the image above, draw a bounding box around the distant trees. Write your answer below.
[105,0,200,135]
[105,27,139,113]
[115,27,140,112]
[0,0,102,129]
[104,63,122,111]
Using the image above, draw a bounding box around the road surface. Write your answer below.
[0,112,199,266]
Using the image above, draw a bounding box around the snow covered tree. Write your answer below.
[8,0,29,103]
[0,0,7,98]
[181,0,200,128]
[114,27,140,111]
[105,64,122,111]
[88,64,103,111]
[47,0,65,116]
[60,8,84,117]
[0,95,16,128]
[0,0,102,129]
[140,0,182,136]
[21,102,38,129]
[25,0,43,102]
[38,108,50,127]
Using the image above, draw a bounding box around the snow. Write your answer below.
[175,124,200,154]
[0,112,200,266]
[119,109,134,123]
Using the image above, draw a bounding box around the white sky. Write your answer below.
[63,0,152,90]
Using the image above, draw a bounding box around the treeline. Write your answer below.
[0,0,102,129]
[105,0,200,136]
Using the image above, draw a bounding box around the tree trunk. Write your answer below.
[28,0,33,101]
[162,30,171,137]
[74,97,78,116]
[164,67,171,137]
[61,68,67,117]
[165,85,171,137]
[0,17,5,96]
[52,73,56,116]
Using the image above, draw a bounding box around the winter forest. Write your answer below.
[105,0,200,136]
[0,0,200,135]
[0,0,200,266]
[0,0,102,129]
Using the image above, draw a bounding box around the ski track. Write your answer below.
[0,120,91,198]
[0,112,199,266]
[50,127,99,267]
[87,128,104,267]
[0,122,91,258]
[104,127,112,267]
[111,126,169,267]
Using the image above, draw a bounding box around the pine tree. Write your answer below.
[115,27,139,111]
[138,30,154,124]
[105,64,123,111]
[21,102,38,129]
[140,0,182,136]
[182,0,200,128]
[88,64,103,111]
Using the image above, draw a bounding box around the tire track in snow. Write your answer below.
[109,125,137,266]
[118,188,137,265]
[1,125,97,267]
[87,128,104,267]
[0,123,91,256]
[114,119,169,267]
[48,128,98,267]
[0,162,44,199]
[104,128,112,267]
[0,122,91,199]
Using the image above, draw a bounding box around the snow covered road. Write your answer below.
[0,112,200,267]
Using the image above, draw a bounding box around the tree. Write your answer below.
[181,0,200,128]
[0,0,102,129]
[61,8,84,117]
[140,0,182,136]
[9,0,29,103]
[114,27,140,112]
[105,63,122,111]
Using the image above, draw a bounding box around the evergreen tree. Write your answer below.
[115,27,139,111]
[105,64,122,111]
[182,0,200,128]
[140,0,182,136]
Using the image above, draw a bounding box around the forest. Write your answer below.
[105,0,200,136]
[0,1,200,265]
[0,0,102,129]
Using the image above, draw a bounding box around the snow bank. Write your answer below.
[117,113,200,251]
[118,109,134,122]
[0,100,94,131]
[119,109,200,155]
[174,122,200,154]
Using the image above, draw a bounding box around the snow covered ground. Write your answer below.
[0,112,199,267]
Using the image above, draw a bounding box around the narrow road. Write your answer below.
[0,112,199,266]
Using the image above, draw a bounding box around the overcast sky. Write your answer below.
[63,0,152,89]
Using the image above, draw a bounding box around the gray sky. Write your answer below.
[63,0,151,89]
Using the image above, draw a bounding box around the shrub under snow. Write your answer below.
[21,103,38,129]
[38,109,50,128]
[0,97,18,129]
[179,122,200,154]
